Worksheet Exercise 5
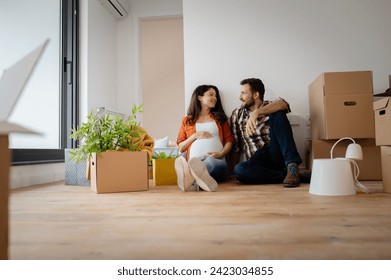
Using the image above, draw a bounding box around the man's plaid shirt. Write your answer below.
[230,101,270,159]
[230,100,290,160]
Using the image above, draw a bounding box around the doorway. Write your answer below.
[140,16,184,142]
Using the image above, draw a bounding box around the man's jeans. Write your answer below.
[234,111,302,184]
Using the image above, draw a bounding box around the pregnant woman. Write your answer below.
[175,85,233,192]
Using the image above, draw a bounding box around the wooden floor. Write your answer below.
[8,180,391,260]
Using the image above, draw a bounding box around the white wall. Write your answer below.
[80,0,119,121]
[129,0,183,12]
[183,0,391,161]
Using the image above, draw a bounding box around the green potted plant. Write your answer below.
[69,104,145,162]
[69,105,153,193]
[151,150,179,186]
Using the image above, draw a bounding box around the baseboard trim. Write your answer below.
[10,163,65,189]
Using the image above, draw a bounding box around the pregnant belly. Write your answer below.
[189,137,223,159]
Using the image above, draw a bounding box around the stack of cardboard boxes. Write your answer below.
[308,71,382,181]
[373,75,391,193]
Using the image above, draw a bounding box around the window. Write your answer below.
[0,0,78,165]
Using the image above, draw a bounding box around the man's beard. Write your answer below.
[241,99,255,109]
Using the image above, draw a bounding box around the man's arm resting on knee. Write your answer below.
[246,98,290,136]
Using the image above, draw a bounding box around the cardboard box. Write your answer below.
[0,135,10,260]
[374,97,391,146]
[152,158,177,186]
[310,138,382,180]
[309,71,375,140]
[64,149,90,186]
[1,123,41,261]
[90,151,149,193]
[0,123,40,260]
[381,146,391,193]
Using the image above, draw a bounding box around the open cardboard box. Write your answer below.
[374,97,391,146]
[309,71,375,140]
[373,74,391,101]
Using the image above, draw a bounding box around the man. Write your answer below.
[230,78,302,187]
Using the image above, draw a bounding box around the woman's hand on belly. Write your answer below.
[189,135,223,159]
[206,151,223,159]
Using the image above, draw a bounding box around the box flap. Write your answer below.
[373,90,391,97]
[0,121,40,135]
[323,71,373,95]
[373,97,390,111]
[308,72,325,96]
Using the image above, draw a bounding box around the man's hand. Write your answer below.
[245,98,289,136]
[245,110,259,136]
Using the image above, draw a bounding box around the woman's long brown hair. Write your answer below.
[187,85,228,125]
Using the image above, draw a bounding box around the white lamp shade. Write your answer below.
[345,143,363,160]
[309,159,356,196]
